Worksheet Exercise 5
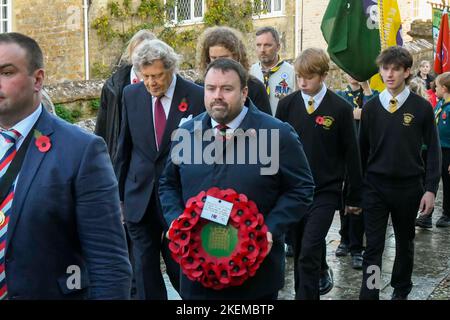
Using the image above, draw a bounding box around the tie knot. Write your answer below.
[389,98,398,105]
[308,97,314,106]
[0,129,21,144]
[215,124,229,132]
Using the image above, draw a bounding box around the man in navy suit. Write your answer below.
[159,59,314,299]
[0,33,132,299]
[114,39,204,299]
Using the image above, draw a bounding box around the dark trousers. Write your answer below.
[339,181,365,254]
[126,194,180,300]
[441,148,450,217]
[421,148,435,217]
[338,210,365,254]
[124,224,138,298]
[359,176,423,300]
[292,192,340,300]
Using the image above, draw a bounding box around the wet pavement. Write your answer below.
[164,186,450,300]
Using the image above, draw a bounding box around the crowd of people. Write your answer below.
[0,24,448,300]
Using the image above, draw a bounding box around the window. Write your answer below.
[254,0,283,17]
[0,0,11,33]
[167,0,204,24]
[412,0,432,20]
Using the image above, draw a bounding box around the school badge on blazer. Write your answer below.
[403,113,414,126]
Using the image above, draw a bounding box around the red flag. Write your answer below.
[434,10,450,74]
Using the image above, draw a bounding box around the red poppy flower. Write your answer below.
[316,116,324,125]
[35,135,51,153]
[171,230,190,247]
[228,255,247,277]
[178,98,189,112]
[216,264,232,284]
[241,239,259,260]
[443,112,447,120]
[230,202,249,224]
[181,252,202,270]
[240,212,258,230]
[174,216,195,231]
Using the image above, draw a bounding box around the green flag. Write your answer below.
[321,0,381,81]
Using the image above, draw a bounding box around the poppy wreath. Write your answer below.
[168,187,269,290]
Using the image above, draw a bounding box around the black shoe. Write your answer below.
[415,215,432,228]
[285,244,294,257]
[391,292,408,300]
[351,253,363,270]
[436,215,450,228]
[319,268,334,295]
[335,243,349,257]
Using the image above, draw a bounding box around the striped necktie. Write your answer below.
[0,129,21,300]
[215,124,230,141]
[389,98,398,113]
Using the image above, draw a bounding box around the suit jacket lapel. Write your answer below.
[6,109,54,252]
[137,84,158,158]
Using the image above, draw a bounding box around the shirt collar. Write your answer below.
[211,106,249,130]
[301,83,327,107]
[130,67,140,84]
[7,104,43,139]
[379,86,410,109]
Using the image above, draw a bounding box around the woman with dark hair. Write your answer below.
[196,26,272,115]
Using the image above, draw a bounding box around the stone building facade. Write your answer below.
[10,0,88,84]
[0,0,439,85]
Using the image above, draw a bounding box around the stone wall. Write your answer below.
[408,19,433,42]
[88,0,128,79]
[13,0,86,84]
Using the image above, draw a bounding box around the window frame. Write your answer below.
[166,0,205,25]
[253,0,284,19]
[0,0,12,33]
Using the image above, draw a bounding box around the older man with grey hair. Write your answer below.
[114,38,204,300]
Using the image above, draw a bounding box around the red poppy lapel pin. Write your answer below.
[316,116,325,125]
[34,129,51,153]
[178,98,188,112]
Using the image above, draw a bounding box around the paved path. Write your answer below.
[166,187,450,300]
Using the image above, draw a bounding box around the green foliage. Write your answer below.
[55,104,82,124]
[90,99,101,112]
[91,0,256,69]
[91,14,116,42]
[92,62,113,79]
[203,0,255,33]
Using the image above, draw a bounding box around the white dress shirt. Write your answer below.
[301,83,327,112]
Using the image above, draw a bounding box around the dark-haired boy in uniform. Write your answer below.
[276,48,363,300]
[359,46,441,300]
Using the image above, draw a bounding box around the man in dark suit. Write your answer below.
[0,33,131,300]
[159,58,314,299]
[95,29,155,159]
[114,39,205,300]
